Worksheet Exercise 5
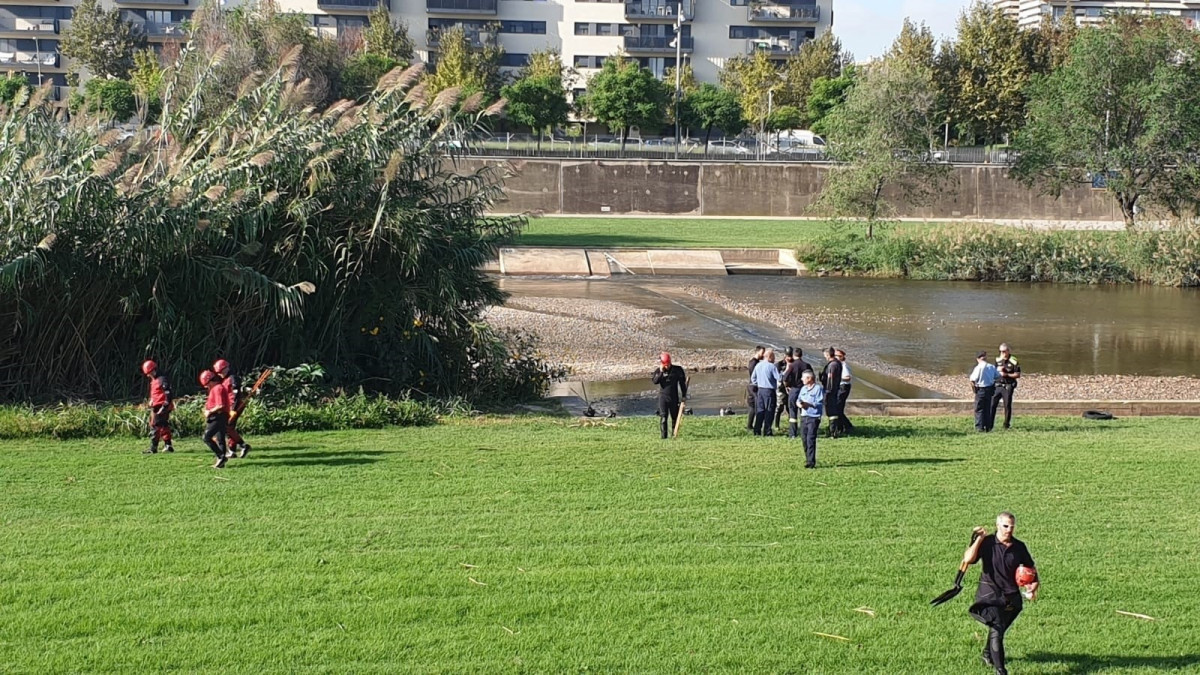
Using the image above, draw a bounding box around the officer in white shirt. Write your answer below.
[969,350,1000,432]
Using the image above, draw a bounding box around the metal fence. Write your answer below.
[455,134,1020,165]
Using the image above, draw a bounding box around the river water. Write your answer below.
[501,276,1200,413]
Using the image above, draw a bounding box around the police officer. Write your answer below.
[820,347,844,438]
[834,348,855,436]
[970,350,999,432]
[783,348,807,439]
[652,352,688,439]
[746,345,765,431]
[992,343,1021,430]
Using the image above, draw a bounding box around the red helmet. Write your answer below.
[1015,565,1037,587]
[199,370,215,386]
[141,360,157,376]
[212,359,230,374]
[660,352,671,366]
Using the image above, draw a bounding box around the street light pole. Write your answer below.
[673,2,683,160]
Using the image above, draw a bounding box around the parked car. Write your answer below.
[707,140,752,155]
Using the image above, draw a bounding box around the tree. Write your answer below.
[501,75,569,150]
[890,19,936,69]
[129,49,164,122]
[767,105,803,131]
[424,24,504,101]
[583,56,668,154]
[932,40,961,145]
[806,68,855,136]
[1011,15,1200,228]
[952,1,1031,145]
[80,78,136,121]
[816,57,951,238]
[777,32,849,111]
[722,50,780,139]
[0,73,27,105]
[59,0,146,79]
[681,83,744,151]
[363,4,415,64]
[343,52,401,100]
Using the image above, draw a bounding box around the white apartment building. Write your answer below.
[0,0,835,100]
[996,1,1200,30]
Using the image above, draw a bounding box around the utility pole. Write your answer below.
[673,2,683,160]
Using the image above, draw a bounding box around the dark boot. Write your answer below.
[987,627,1007,675]
[144,437,158,454]
[660,415,670,439]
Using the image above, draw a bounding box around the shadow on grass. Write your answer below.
[256,450,388,460]
[1019,652,1200,674]
[263,457,381,467]
[839,425,976,440]
[834,457,966,468]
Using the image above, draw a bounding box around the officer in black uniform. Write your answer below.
[652,352,688,439]
[746,345,765,431]
[820,347,844,438]
[992,343,1021,430]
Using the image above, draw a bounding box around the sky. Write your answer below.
[835,0,973,60]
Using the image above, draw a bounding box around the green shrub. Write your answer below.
[82,78,136,121]
[798,225,1200,286]
[0,394,438,440]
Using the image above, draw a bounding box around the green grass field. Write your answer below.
[3,416,1198,672]
[516,217,842,249]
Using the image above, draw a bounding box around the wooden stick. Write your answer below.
[673,375,691,438]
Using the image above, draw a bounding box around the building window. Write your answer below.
[500,20,546,34]
[500,52,530,67]
[573,55,606,68]
[596,23,612,36]
[574,22,589,35]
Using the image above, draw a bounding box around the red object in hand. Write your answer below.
[1015,565,1037,587]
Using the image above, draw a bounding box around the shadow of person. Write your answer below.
[256,450,388,460]
[264,457,381,468]
[1019,652,1200,674]
[846,424,976,440]
[834,457,966,468]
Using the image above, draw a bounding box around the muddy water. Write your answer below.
[501,276,1200,414]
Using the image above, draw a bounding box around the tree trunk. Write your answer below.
[1117,191,1138,230]
[704,125,713,158]
[536,128,542,153]
[868,180,884,239]
[619,126,627,157]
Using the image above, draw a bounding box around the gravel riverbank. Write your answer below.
[486,293,1200,400]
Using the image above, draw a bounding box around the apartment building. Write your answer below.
[996,1,1200,30]
[1,0,834,100]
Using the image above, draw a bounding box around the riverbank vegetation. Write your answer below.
[798,225,1200,286]
[0,39,560,404]
[4,416,1197,671]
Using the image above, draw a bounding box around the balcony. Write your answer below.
[623,34,693,53]
[0,17,60,34]
[0,50,61,68]
[115,0,189,5]
[624,0,693,21]
[747,3,820,23]
[131,21,187,37]
[746,37,805,57]
[426,0,497,15]
[426,28,496,49]
[315,0,388,11]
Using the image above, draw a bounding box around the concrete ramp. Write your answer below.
[647,249,727,276]
[499,247,592,276]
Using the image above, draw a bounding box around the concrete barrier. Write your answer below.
[848,399,1200,417]
[499,247,591,276]
[490,246,803,276]
[646,249,727,275]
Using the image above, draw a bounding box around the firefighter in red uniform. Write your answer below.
[141,360,175,454]
[213,359,250,458]
[200,370,230,468]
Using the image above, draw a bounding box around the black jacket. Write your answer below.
[652,364,688,401]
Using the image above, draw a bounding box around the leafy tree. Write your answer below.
[363,4,415,64]
[932,40,961,144]
[425,24,504,101]
[952,0,1031,145]
[1012,14,1200,228]
[721,50,780,138]
[81,78,136,121]
[890,19,935,69]
[681,83,744,151]
[767,105,803,131]
[583,56,668,154]
[816,57,951,238]
[343,52,401,100]
[501,74,569,150]
[806,68,854,136]
[0,73,27,105]
[59,0,146,79]
[777,32,849,111]
[130,49,164,122]
[663,60,697,125]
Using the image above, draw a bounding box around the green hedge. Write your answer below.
[0,394,439,440]
[797,225,1200,286]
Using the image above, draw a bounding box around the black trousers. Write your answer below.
[746,385,757,430]
[786,389,801,438]
[801,416,820,467]
[203,414,228,458]
[753,389,775,436]
[835,384,854,435]
[970,586,1023,674]
[658,396,680,439]
[992,384,1015,429]
[974,386,996,431]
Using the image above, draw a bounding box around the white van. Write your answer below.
[771,129,827,155]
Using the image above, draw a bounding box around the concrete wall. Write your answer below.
[463,159,1121,222]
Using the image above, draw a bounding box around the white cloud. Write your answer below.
[833,0,970,60]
